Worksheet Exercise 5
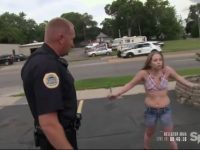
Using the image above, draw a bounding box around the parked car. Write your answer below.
[14,54,27,62]
[85,42,100,53]
[148,41,164,47]
[117,43,136,57]
[120,42,162,58]
[87,45,112,57]
[0,54,14,65]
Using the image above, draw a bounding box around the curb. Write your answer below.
[0,81,176,109]
[106,50,199,64]
[76,81,176,100]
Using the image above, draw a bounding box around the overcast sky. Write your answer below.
[0,0,199,27]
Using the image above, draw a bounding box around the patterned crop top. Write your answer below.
[144,71,168,92]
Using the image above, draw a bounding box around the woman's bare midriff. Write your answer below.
[144,90,170,108]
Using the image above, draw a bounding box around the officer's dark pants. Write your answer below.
[39,129,78,150]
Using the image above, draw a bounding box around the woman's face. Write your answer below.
[150,53,163,70]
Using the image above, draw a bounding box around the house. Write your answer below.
[96,32,113,43]
[0,44,20,55]
[0,42,44,56]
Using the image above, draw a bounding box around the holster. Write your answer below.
[33,126,42,147]
[34,128,39,147]
[33,113,82,147]
[66,113,82,130]
[74,113,82,130]
[34,124,45,147]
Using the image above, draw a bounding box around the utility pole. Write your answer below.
[197,10,200,38]
[126,16,131,37]
[118,29,121,38]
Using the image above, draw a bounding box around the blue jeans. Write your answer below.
[144,106,173,128]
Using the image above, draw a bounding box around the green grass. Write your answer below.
[75,67,200,90]
[163,38,200,52]
[176,67,200,76]
[111,50,118,56]
[12,93,25,97]
[11,67,200,97]
[75,75,132,90]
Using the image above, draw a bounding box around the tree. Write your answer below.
[0,11,100,44]
[0,12,24,43]
[144,0,183,39]
[104,0,145,37]
[100,18,114,37]
[34,22,46,42]
[61,12,85,43]
[61,12,100,43]
[103,0,183,40]
[185,3,200,38]
[0,12,43,44]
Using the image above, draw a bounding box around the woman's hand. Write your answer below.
[192,83,200,89]
[107,93,119,100]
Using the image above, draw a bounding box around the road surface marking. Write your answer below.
[77,99,84,114]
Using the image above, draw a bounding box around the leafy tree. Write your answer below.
[101,18,114,37]
[185,3,200,38]
[0,12,43,44]
[0,12,23,43]
[104,0,144,37]
[0,11,99,44]
[144,0,183,39]
[61,12,100,43]
[61,12,85,42]
[103,0,183,40]
[34,22,46,42]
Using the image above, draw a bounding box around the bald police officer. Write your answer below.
[21,18,78,149]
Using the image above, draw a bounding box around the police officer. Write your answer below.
[21,18,78,149]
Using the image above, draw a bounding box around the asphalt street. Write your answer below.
[0,91,200,149]
[0,53,199,89]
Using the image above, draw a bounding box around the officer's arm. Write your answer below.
[39,112,73,149]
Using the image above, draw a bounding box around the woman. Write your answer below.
[108,51,199,150]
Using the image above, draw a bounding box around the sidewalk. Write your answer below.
[0,81,176,108]
[0,49,196,107]
[102,49,199,63]
[77,81,176,100]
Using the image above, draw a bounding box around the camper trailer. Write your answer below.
[111,36,147,50]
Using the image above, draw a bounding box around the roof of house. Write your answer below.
[96,32,109,38]
[19,42,44,47]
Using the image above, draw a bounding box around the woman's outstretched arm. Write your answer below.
[108,70,145,100]
[166,66,199,88]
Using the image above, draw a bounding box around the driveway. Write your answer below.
[0,91,200,149]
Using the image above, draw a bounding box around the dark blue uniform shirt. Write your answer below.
[21,43,77,127]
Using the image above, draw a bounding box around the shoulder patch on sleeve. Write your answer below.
[43,73,59,89]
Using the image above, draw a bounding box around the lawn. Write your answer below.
[162,38,200,52]
[75,67,200,90]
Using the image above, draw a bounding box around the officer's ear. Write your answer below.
[57,33,65,44]
[52,32,61,42]
[57,32,62,39]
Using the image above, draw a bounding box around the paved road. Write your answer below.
[0,53,199,90]
[70,55,199,80]
[0,91,200,149]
